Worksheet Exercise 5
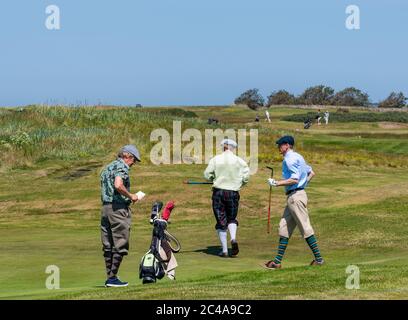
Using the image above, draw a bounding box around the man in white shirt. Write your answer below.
[324,111,330,125]
[204,139,250,257]
[265,110,271,123]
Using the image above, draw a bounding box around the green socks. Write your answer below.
[274,237,289,264]
[306,235,323,262]
[273,235,323,265]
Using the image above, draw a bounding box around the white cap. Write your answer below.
[220,138,237,148]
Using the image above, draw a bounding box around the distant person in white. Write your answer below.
[324,111,330,125]
[265,110,271,123]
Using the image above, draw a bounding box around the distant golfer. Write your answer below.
[265,110,271,123]
[100,145,141,287]
[204,139,250,257]
[315,109,322,125]
[264,136,324,269]
[324,111,330,125]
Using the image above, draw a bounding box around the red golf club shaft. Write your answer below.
[266,166,273,234]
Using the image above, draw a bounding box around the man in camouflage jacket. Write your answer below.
[100,145,141,287]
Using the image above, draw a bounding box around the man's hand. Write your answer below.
[115,176,141,203]
[307,170,315,183]
[267,178,278,187]
[130,194,139,203]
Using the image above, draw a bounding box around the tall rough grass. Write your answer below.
[0,106,201,168]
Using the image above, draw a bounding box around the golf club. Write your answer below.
[266,166,274,234]
[183,180,213,185]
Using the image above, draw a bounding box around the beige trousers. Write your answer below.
[278,190,314,239]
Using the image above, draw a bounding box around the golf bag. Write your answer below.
[139,219,168,284]
[208,117,219,125]
[304,118,312,129]
[139,250,165,284]
[139,201,177,284]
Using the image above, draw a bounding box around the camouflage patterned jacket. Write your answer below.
[100,158,131,205]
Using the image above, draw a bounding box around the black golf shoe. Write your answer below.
[231,240,239,256]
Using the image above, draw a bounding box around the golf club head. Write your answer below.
[266,166,274,177]
[162,200,175,221]
[150,201,163,224]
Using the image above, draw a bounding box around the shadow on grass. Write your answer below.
[191,246,223,256]
[58,162,102,181]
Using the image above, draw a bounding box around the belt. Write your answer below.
[103,201,130,208]
[286,188,304,196]
[212,187,238,193]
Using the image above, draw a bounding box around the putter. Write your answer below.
[266,166,274,234]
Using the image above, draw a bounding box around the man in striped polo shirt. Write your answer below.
[264,135,324,269]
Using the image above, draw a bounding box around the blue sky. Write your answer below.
[0,0,407,106]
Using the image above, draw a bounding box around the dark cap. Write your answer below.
[276,135,295,146]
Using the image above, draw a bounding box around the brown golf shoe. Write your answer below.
[263,261,282,270]
[310,259,325,266]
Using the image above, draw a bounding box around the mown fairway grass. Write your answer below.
[0,105,407,299]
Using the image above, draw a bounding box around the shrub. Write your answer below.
[234,89,265,110]
[297,85,334,105]
[378,92,407,108]
[336,108,350,113]
[266,90,296,106]
[10,131,32,148]
[331,87,370,106]
[156,108,198,118]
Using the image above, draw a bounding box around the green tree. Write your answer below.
[266,90,296,107]
[378,92,407,108]
[331,87,370,106]
[234,88,265,110]
[297,85,335,105]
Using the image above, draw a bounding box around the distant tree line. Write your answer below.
[234,86,407,110]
